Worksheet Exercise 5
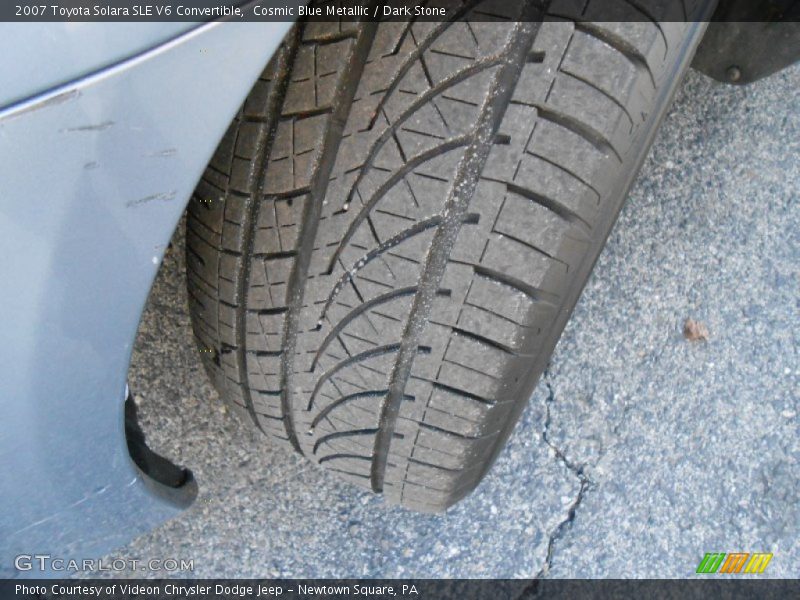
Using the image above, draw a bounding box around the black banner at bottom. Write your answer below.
[3,579,800,600]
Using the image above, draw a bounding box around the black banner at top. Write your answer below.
[3,0,800,22]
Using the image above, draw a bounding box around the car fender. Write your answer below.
[0,19,292,576]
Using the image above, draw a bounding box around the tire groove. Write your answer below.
[346,60,502,212]
[313,287,418,370]
[364,12,477,131]
[320,215,444,321]
[232,34,302,437]
[313,428,380,455]
[570,20,658,88]
[370,6,546,493]
[311,390,389,430]
[318,454,372,466]
[533,102,623,161]
[472,264,560,305]
[506,181,593,232]
[559,67,636,128]
[279,17,381,454]
[327,137,471,273]
[308,343,402,412]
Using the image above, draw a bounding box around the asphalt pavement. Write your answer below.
[104,64,799,579]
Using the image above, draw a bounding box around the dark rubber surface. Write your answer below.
[186,1,709,511]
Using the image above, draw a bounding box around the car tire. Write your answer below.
[186,1,710,512]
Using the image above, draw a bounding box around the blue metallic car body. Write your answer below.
[0,20,292,577]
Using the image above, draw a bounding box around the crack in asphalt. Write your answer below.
[523,368,596,595]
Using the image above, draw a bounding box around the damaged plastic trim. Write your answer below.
[693,0,800,84]
[124,390,198,509]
